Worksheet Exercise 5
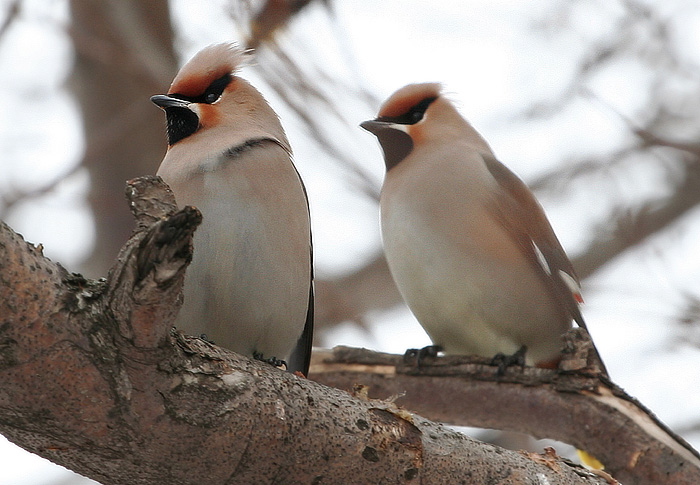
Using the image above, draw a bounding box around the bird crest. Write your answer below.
[378,82,442,119]
[168,43,250,98]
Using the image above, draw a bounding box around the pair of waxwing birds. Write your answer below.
[152,43,601,375]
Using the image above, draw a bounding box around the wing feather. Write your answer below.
[482,154,585,328]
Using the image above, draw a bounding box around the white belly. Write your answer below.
[380,164,568,364]
[158,144,311,362]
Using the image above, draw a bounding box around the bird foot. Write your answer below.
[490,345,527,375]
[253,351,287,370]
[404,345,443,367]
[198,334,215,345]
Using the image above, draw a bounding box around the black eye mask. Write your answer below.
[170,73,232,105]
[376,96,437,125]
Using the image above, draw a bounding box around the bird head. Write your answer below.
[361,83,492,170]
[360,83,440,170]
[152,43,289,152]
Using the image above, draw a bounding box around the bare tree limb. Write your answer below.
[246,0,321,50]
[0,0,20,41]
[0,176,611,484]
[0,162,84,219]
[572,152,700,279]
[309,338,700,485]
[314,252,401,327]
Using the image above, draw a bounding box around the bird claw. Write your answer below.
[198,334,216,345]
[404,345,443,367]
[253,351,287,370]
[490,345,527,375]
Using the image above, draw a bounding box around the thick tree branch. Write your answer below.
[0,176,609,484]
[309,339,700,485]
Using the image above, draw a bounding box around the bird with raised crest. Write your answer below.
[151,43,313,374]
[362,83,605,373]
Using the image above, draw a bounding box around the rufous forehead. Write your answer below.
[378,83,442,117]
[167,43,247,97]
[169,66,233,97]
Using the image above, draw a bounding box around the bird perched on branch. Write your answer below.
[151,43,313,374]
[362,83,604,372]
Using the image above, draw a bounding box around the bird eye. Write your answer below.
[201,73,232,104]
[377,96,438,125]
[167,73,233,106]
[408,96,437,124]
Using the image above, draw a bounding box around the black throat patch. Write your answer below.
[377,128,414,171]
[164,107,200,145]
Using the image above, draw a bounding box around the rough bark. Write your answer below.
[0,176,610,484]
[309,343,700,485]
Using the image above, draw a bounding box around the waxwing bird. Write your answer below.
[151,43,313,374]
[362,83,604,371]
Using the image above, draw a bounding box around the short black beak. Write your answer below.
[360,119,413,170]
[150,94,191,109]
[360,119,393,135]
